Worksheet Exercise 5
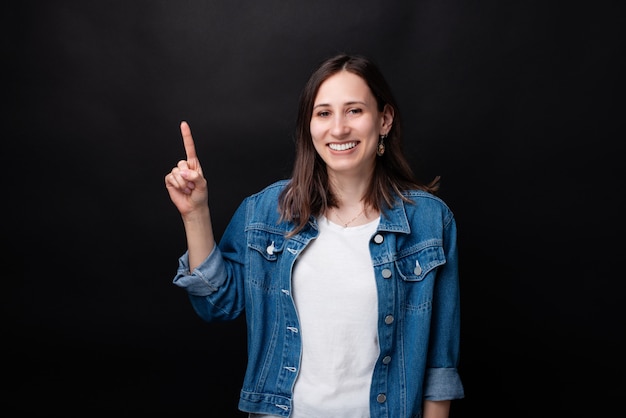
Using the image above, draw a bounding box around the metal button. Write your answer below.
[384,315,394,324]
[376,393,387,403]
[414,260,422,275]
[374,234,384,244]
[382,268,392,279]
[382,355,391,365]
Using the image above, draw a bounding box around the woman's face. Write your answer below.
[310,70,393,178]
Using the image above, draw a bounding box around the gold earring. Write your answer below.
[377,134,386,156]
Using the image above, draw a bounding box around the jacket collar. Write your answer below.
[378,196,411,234]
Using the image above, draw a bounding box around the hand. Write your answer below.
[165,121,208,216]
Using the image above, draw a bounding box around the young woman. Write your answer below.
[165,54,464,417]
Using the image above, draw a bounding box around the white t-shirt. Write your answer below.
[250,216,380,418]
[292,215,380,417]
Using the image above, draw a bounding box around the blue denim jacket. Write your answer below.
[173,180,464,417]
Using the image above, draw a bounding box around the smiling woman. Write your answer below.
[309,71,395,225]
[165,54,463,418]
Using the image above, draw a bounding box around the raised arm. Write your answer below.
[165,121,215,270]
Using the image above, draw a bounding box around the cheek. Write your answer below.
[309,123,327,150]
[357,116,378,133]
[309,121,322,139]
[311,138,326,156]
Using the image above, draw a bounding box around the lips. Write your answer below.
[328,141,358,151]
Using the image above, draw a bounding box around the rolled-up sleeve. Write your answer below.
[172,245,228,296]
[423,367,465,400]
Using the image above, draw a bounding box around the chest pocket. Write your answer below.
[395,243,446,313]
[247,229,286,290]
[248,229,286,260]
[395,243,445,282]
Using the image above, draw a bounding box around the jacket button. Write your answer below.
[374,234,384,244]
[414,260,422,275]
[376,393,387,403]
[382,355,392,364]
[382,268,392,279]
[384,315,394,324]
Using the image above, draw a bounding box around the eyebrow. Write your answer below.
[313,100,368,110]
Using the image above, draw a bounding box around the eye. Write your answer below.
[316,110,331,117]
[348,108,363,115]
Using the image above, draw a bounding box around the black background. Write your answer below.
[9,1,625,416]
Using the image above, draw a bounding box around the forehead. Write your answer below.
[314,71,374,104]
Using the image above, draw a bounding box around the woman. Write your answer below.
[165,54,464,417]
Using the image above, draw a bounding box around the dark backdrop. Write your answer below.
[9,1,624,416]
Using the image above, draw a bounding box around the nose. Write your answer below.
[331,114,350,137]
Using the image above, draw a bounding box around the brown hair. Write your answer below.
[279,53,439,236]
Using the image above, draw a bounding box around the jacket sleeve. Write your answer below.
[172,199,249,322]
[423,211,465,400]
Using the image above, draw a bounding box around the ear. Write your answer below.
[381,104,395,135]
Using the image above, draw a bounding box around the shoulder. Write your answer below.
[238,180,290,225]
[401,189,452,211]
[400,189,455,227]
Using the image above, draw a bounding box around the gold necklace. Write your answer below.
[333,207,365,227]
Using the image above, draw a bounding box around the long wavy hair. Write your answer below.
[279,53,439,236]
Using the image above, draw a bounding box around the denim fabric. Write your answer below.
[173,180,464,417]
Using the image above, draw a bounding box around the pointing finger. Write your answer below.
[180,121,198,161]
[180,121,202,173]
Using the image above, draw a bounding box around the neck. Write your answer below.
[328,173,371,208]
[327,190,378,228]
[326,170,378,227]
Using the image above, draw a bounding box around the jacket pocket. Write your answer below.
[247,229,285,290]
[395,243,445,282]
[395,243,446,313]
[248,229,286,261]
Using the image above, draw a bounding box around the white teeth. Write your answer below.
[329,142,357,151]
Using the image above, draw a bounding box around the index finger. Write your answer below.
[180,121,198,161]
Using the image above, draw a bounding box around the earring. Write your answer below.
[377,134,386,156]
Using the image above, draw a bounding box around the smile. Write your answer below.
[328,141,358,151]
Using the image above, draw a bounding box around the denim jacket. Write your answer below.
[173,180,464,417]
